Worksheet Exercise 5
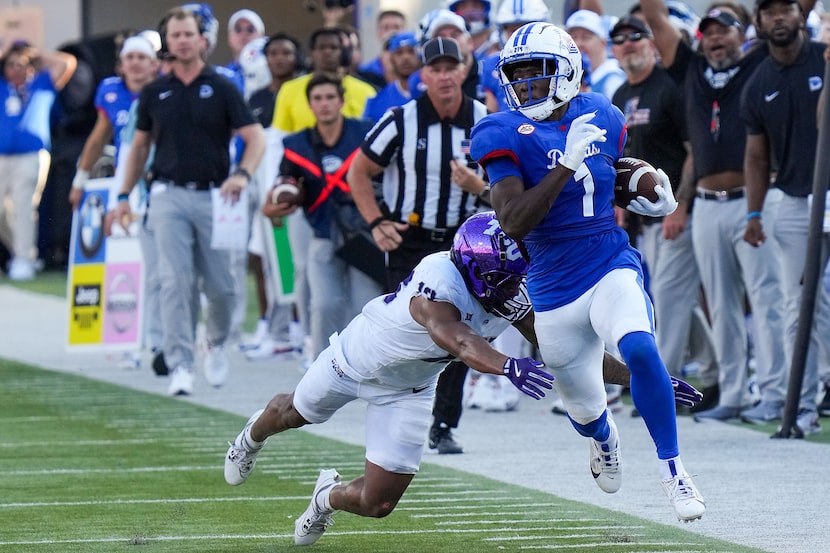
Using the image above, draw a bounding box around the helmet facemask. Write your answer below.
[498,22,583,121]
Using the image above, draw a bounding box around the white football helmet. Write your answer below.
[498,22,583,121]
[239,37,271,99]
[494,0,551,44]
[493,0,550,27]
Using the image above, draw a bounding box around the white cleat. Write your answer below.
[167,366,194,396]
[589,418,621,493]
[661,471,705,522]
[204,344,229,387]
[294,469,341,546]
[224,409,266,486]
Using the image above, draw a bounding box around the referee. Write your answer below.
[348,37,489,454]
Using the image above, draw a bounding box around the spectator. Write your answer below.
[242,32,304,360]
[69,34,160,370]
[108,6,266,396]
[261,72,381,359]
[448,0,498,60]
[609,15,718,411]
[565,9,626,99]
[226,9,265,75]
[271,26,376,367]
[362,31,421,122]
[356,9,407,87]
[0,42,76,280]
[348,37,490,454]
[409,10,486,103]
[641,0,792,422]
[272,27,375,142]
[741,0,829,433]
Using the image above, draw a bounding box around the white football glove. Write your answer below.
[627,168,678,217]
[559,112,608,171]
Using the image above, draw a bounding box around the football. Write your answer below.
[613,157,661,208]
[269,181,303,206]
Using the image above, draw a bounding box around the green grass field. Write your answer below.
[0,359,767,553]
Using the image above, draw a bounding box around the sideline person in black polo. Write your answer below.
[641,0,790,422]
[741,0,830,433]
[109,6,265,397]
[347,37,489,454]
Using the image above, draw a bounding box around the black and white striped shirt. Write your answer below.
[360,94,489,230]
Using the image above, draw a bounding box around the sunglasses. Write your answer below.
[234,24,256,34]
[611,31,648,45]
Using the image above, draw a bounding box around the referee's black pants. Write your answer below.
[386,234,469,430]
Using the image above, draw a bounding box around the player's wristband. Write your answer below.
[117,193,130,203]
[368,216,386,230]
[746,211,762,222]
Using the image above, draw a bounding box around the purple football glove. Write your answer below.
[502,357,554,400]
[671,376,704,407]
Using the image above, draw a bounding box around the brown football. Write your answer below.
[269,181,304,206]
[613,157,661,208]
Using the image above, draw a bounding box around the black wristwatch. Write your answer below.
[233,168,252,183]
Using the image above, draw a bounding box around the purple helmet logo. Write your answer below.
[451,211,531,321]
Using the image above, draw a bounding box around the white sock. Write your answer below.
[243,426,264,451]
[659,456,686,481]
[315,483,337,512]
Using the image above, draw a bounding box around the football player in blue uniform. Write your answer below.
[471,22,704,522]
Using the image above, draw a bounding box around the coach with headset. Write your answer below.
[109,6,265,397]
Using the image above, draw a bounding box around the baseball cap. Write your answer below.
[422,37,463,65]
[425,9,469,39]
[610,15,651,38]
[565,9,606,39]
[228,9,265,34]
[699,8,743,33]
[756,0,798,9]
[120,35,157,59]
[388,31,418,52]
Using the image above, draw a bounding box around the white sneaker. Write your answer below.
[289,320,304,350]
[294,469,341,546]
[8,257,35,281]
[167,366,194,396]
[244,338,296,361]
[589,417,621,493]
[661,472,705,522]
[796,408,821,436]
[118,351,142,371]
[239,319,270,351]
[204,345,228,387]
[224,409,265,486]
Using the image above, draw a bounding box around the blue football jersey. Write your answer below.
[471,93,642,311]
[95,77,139,162]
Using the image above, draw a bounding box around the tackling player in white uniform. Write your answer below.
[223,211,704,546]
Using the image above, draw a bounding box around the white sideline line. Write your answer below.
[3,465,217,476]
[518,543,705,551]
[0,528,673,547]
[0,496,306,509]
